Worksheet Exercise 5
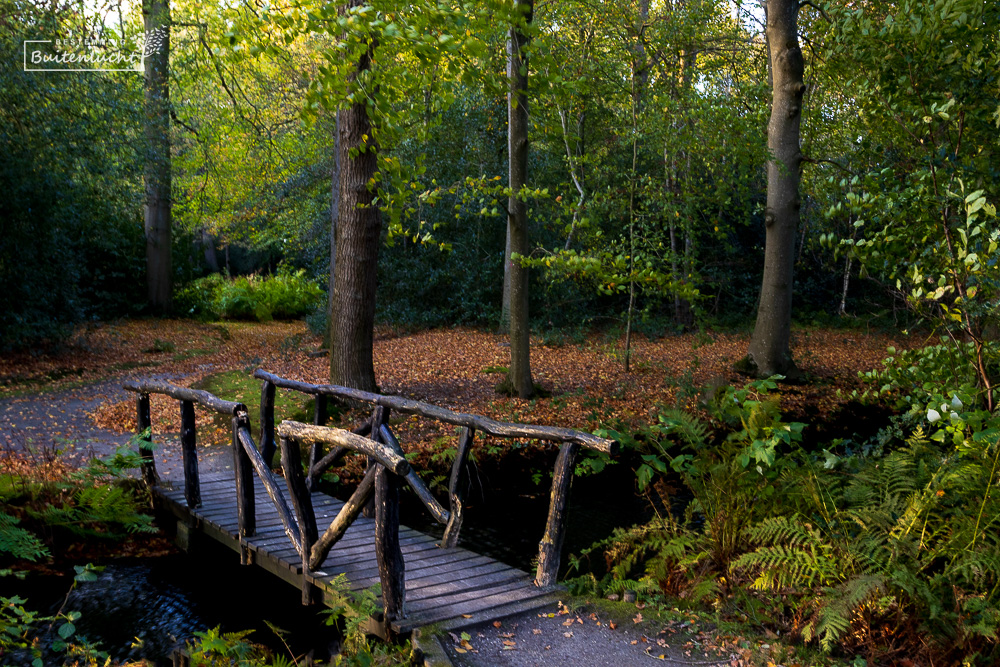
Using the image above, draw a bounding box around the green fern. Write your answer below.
[0,511,49,561]
[32,484,155,537]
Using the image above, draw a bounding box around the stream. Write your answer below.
[5,456,647,665]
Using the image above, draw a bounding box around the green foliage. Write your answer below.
[0,512,49,562]
[0,568,107,667]
[187,626,272,666]
[0,0,145,350]
[175,269,324,322]
[32,484,155,538]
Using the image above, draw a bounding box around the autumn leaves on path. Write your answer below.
[2,319,908,469]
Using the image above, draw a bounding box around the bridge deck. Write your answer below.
[155,473,559,635]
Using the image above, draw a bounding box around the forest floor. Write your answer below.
[0,318,913,666]
[0,318,914,474]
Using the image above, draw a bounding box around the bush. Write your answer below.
[175,269,323,322]
[586,375,1000,663]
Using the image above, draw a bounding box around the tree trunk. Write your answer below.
[506,0,534,399]
[745,0,803,379]
[500,225,512,332]
[143,0,171,311]
[330,18,379,392]
[325,112,341,351]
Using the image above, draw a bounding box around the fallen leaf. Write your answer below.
[462,614,472,618]
[503,640,516,646]
[563,631,574,638]
[610,621,618,630]
[633,612,644,624]
[493,620,502,628]
[532,629,542,635]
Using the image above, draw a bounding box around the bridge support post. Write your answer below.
[363,406,390,519]
[375,463,405,636]
[441,427,474,548]
[135,393,158,487]
[280,435,319,605]
[232,413,256,563]
[259,380,276,467]
[180,400,200,509]
[535,442,579,587]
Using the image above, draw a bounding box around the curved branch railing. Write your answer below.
[252,369,619,588]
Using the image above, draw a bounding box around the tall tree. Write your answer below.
[506,0,534,398]
[330,1,379,392]
[143,0,172,310]
[744,0,804,378]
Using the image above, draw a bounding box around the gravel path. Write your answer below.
[438,601,734,667]
[0,375,234,478]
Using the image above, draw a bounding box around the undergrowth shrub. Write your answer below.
[175,268,323,322]
[581,374,1000,664]
[0,439,156,561]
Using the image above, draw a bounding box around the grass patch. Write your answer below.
[191,370,330,442]
[171,347,216,362]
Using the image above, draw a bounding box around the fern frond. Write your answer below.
[0,511,49,561]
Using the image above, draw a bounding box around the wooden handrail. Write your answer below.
[277,421,410,476]
[253,369,618,454]
[123,379,246,415]
[378,424,450,525]
[235,425,301,555]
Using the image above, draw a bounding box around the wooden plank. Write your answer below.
[338,552,490,591]
[414,595,560,634]
[155,473,561,634]
[400,582,555,629]
[405,561,521,596]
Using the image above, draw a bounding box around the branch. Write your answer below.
[798,1,831,23]
[170,109,199,136]
[801,156,855,175]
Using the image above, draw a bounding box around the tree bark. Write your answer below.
[506,0,534,398]
[143,0,172,311]
[745,0,803,379]
[500,225,512,333]
[325,112,341,351]
[330,13,379,393]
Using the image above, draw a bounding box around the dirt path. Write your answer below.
[430,600,734,667]
[0,374,235,478]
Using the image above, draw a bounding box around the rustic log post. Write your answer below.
[179,400,200,508]
[279,435,319,605]
[535,442,579,587]
[375,464,405,634]
[135,393,158,486]
[232,412,256,562]
[314,394,328,426]
[363,406,390,519]
[304,394,329,491]
[441,427,474,548]
[310,465,376,570]
[259,380,276,467]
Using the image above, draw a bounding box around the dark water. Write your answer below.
[6,543,338,666]
[4,454,645,665]
[399,451,651,576]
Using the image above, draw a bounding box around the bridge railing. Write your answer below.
[122,379,309,571]
[122,379,247,508]
[252,369,619,588]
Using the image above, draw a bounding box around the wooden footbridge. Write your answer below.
[122,370,617,638]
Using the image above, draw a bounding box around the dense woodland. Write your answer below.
[2,0,1000,664]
